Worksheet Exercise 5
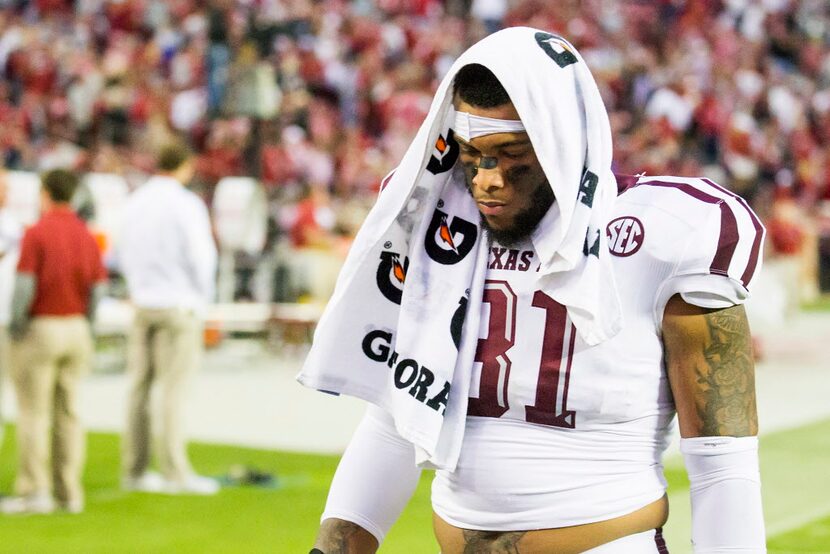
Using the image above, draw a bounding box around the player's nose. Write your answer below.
[472,167,505,192]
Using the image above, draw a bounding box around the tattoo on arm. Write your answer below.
[462,530,526,554]
[697,305,758,436]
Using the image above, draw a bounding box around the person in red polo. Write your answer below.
[0,168,107,515]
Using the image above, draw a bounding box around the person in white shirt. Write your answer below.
[117,143,219,495]
[0,169,22,451]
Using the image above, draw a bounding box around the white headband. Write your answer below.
[454,111,526,142]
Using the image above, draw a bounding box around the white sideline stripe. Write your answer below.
[767,501,830,537]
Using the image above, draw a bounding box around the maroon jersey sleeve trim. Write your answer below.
[630,179,739,282]
[701,178,764,286]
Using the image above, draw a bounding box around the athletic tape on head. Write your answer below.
[454,111,526,141]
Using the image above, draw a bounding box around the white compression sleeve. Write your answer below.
[680,436,766,553]
[321,404,422,544]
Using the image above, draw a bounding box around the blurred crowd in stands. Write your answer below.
[1,0,829,303]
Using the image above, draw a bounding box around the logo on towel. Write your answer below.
[578,169,598,208]
[424,209,477,265]
[535,32,579,68]
[361,329,451,415]
[376,250,409,304]
[583,228,601,257]
[426,129,459,175]
[450,296,468,349]
[606,216,644,257]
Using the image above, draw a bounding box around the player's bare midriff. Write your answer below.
[432,494,668,554]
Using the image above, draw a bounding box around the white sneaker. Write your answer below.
[122,471,166,493]
[0,494,56,515]
[165,474,220,495]
[63,499,84,514]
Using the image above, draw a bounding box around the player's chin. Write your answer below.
[482,214,511,232]
[481,214,522,242]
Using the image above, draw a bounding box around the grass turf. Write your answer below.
[0,425,436,553]
[768,514,830,553]
[802,295,830,312]
[1,420,829,553]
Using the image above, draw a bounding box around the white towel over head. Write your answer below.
[297,27,621,470]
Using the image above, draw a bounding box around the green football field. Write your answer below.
[1,419,828,553]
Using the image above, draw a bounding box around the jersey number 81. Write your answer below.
[467,280,577,428]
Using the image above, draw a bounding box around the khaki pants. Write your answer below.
[0,325,9,448]
[122,307,202,482]
[10,316,93,505]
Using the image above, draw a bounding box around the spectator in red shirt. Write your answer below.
[289,183,336,250]
[0,168,107,515]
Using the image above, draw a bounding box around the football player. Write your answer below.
[306,29,765,554]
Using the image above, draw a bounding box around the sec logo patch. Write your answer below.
[606,216,644,257]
